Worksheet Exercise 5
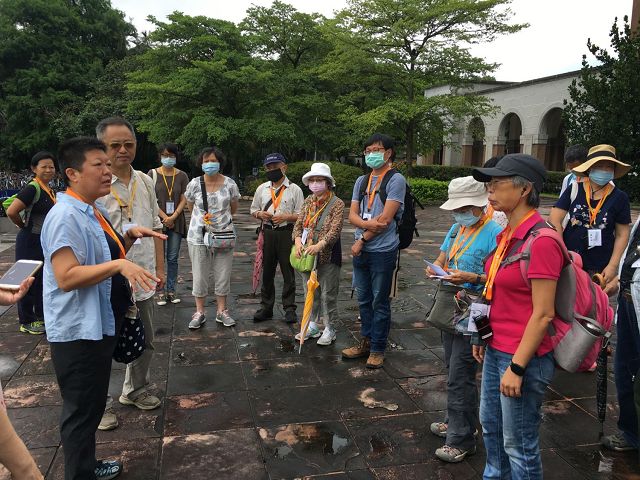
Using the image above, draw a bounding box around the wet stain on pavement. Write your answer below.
[358,388,399,411]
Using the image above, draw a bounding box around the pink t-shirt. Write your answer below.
[485,212,564,356]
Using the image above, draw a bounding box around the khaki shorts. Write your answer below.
[188,243,234,297]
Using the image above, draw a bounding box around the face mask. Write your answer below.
[201,162,220,176]
[266,168,284,183]
[589,169,614,186]
[308,180,327,195]
[453,211,481,227]
[161,157,176,168]
[365,152,386,169]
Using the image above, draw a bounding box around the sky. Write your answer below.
[110,0,633,82]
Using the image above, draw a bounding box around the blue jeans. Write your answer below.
[165,229,182,294]
[479,347,555,480]
[352,249,397,353]
[614,294,640,447]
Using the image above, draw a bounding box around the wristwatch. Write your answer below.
[360,235,367,243]
[510,361,526,376]
[475,274,482,284]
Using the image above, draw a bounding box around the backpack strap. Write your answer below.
[357,169,398,206]
[500,221,550,268]
[516,224,572,288]
[199,176,209,213]
[30,180,41,204]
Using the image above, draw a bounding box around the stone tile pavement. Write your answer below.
[0,199,638,479]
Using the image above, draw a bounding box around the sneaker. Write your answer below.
[253,309,273,323]
[156,294,167,306]
[95,459,123,480]
[435,444,476,463]
[342,337,370,359]
[430,421,448,438]
[366,352,385,369]
[98,410,118,431]
[317,327,337,346]
[167,293,181,304]
[19,321,45,335]
[189,311,206,329]
[601,432,637,451]
[216,310,236,327]
[119,391,161,410]
[285,310,298,324]
[295,322,321,341]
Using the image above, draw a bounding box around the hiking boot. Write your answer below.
[188,311,206,329]
[98,410,118,431]
[156,294,167,306]
[253,309,273,323]
[295,322,321,341]
[19,321,45,335]
[216,310,236,327]
[119,391,161,411]
[284,310,298,324]
[317,327,337,346]
[601,432,637,451]
[167,292,181,304]
[342,337,370,359]
[430,421,448,438]
[366,352,385,369]
[435,444,476,463]
[95,459,123,480]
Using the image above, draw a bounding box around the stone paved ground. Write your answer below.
[0,199,639,479]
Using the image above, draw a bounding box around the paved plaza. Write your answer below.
[0,199,638,479]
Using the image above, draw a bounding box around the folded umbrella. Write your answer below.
[252,228,264,295]
[299,257,319,353]
[596,339,610,440]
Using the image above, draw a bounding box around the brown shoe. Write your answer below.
[342,337,370,359]
[366,352,385,369]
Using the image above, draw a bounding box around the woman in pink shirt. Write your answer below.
[472,154,563,480]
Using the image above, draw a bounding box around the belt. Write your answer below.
[263,223,293,231]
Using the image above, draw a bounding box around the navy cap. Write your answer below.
[472,153,547,193]
[263,152,286,166]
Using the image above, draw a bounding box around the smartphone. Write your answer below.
[0,260,43,290]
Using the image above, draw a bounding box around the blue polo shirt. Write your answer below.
[41,193,117,342]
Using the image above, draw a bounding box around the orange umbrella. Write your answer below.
[298,258,319,353]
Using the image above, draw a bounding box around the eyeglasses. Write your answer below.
[107,141,136,151]
[363,147,386,155]
[485,178,514,189]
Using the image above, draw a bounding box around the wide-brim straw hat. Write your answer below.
[572,144,631,179]
[440,176,488,210]
[301,162,336,187]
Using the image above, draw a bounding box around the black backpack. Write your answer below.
[358,169,423,249]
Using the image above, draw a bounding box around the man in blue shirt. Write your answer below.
[342,133,405,369]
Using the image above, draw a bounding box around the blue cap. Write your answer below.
[263,152,286,165]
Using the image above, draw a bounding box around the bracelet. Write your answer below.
[476,274,482,284]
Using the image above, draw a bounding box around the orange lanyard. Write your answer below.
[160,167,176,198]
[486,204,495,218]
[446,216,489,269]
[365,166,391,211]
[65,189,126,259]
[584,180,612,227]
[270,184,286,212]
[34,178,56,204]
[110,176,138,221]
[303,193,333,229]
[483,210,536,301]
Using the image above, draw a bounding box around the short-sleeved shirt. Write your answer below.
[249,177,305,225]
[41,193,119,342]
[351,171,406,252]
[555,183,631,272]
[185,176,240,246]
[440,219,502,291]
[148,168,189,237]
[16,181,55,233]
[484,211,564,356]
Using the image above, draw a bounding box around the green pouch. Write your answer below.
[289,246,316,272]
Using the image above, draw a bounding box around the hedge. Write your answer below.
[407,178,449,205]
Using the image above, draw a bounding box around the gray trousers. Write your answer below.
[442,330,478,450]
[299,262,340,329]
[122,297,156,399]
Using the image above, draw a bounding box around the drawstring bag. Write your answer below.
[113,305,145,364]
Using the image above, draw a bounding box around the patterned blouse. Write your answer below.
[293,193,345,266]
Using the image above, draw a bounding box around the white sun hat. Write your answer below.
[301,162,336,187]
[440,176,488,211]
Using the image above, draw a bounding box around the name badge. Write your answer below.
[301,228,310,245]
[362,212,372,221]
[467,302,490,333]
[165,201,175,215]
[122,223,141,245]
[588,229,602,249]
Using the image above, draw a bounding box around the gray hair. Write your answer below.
[95,117,135,140]
[511,175,540,208]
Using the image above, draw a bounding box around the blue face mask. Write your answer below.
[589,169,614,186]
[161,157,176,168]
[453,211,481,227]
[365,152,386,169]
[202,162,220,176]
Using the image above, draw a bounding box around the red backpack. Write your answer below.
[502,222,614,373]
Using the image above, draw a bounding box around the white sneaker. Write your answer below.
[295,322,321,341]
[317,327,337,346]
[156,294,167,306]
[188,311,206,329]
[216,310,236,327]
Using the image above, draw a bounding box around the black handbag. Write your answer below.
[113,306,146,364]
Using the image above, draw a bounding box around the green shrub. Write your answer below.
[407,178,449,205]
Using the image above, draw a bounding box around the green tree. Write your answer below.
[564,16,640,164]
[323,0,525,166]
[0,0,135,167]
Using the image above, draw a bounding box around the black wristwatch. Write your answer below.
[510,361,526,376]
[360,235,367,244]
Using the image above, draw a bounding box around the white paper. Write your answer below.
[467,302,491,333]
[165,201,175,214]
[423,259,448,277]
[301,228,310,245]
[588,229,602,249]
[123,223,142,245]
